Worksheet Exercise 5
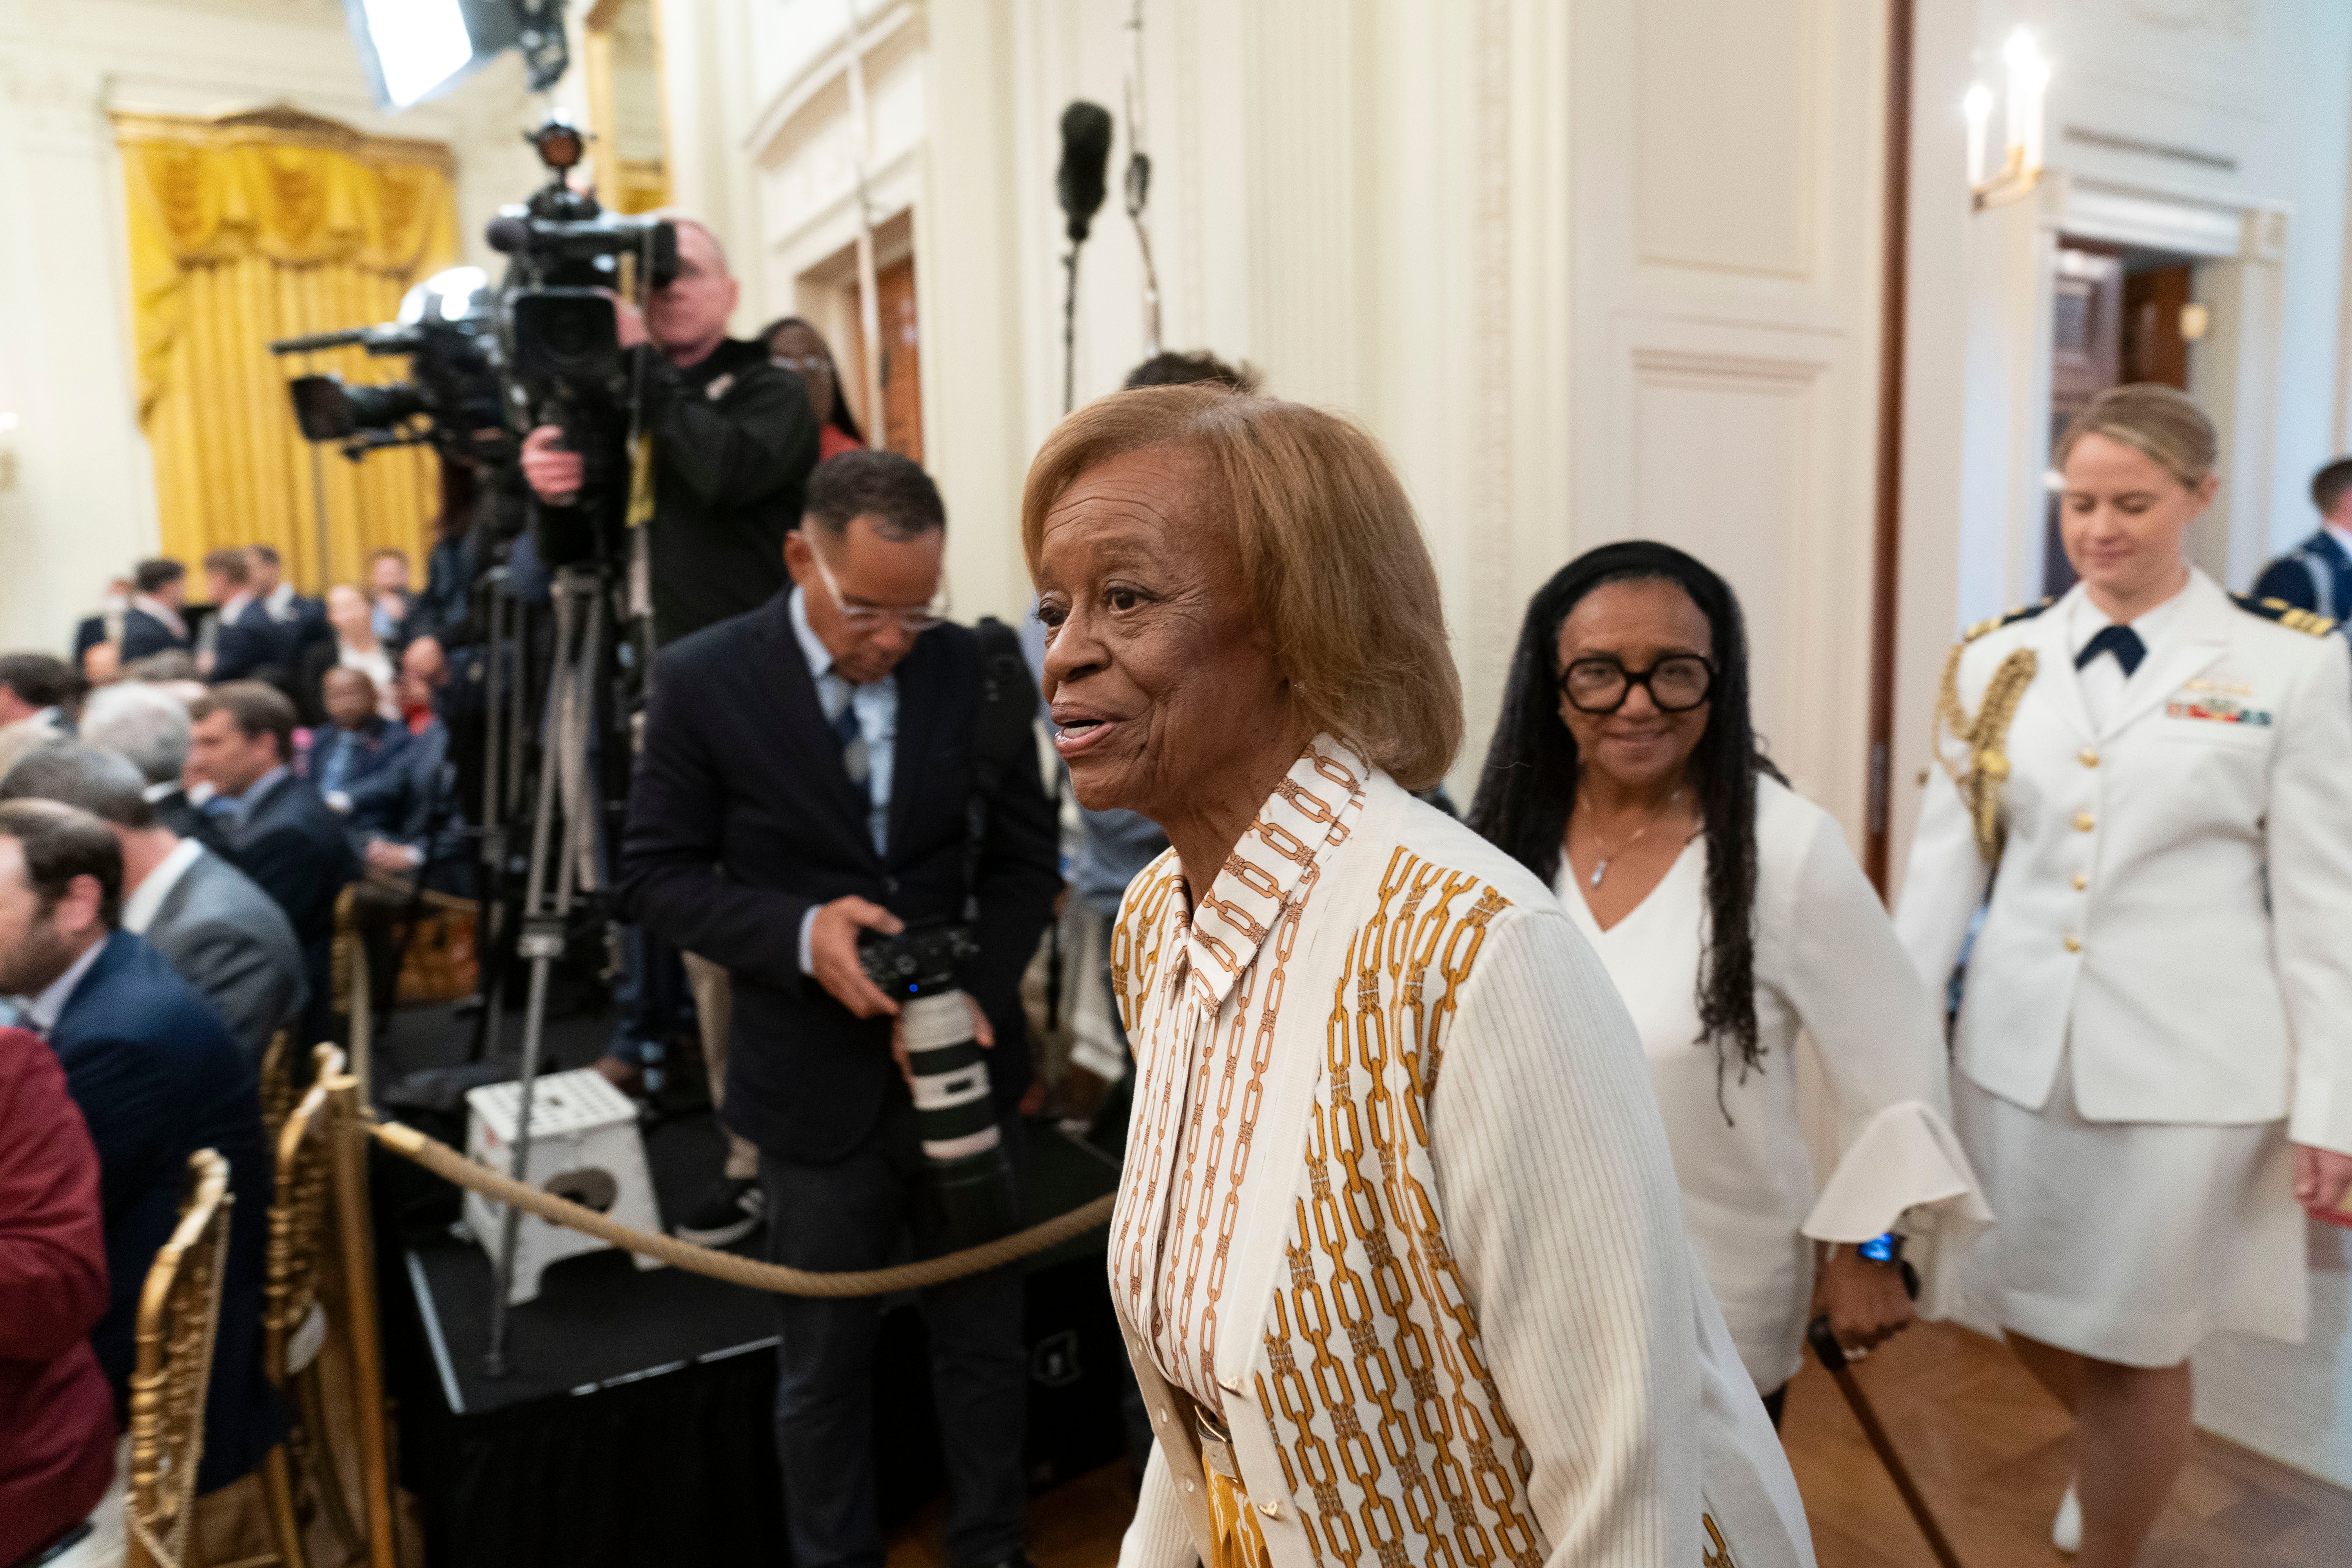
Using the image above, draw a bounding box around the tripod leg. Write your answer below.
[484,570,600,1376]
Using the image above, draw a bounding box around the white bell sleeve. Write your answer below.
[2269,637,2352,1156]
[1773,806,1992,1320]
[1431,904,1813,1568]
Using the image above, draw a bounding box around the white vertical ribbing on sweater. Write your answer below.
[1114,770,1815,1568]
[1434,902,1810,1567]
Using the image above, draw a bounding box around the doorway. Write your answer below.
[2041,239,2201,598]
[845,255,924,464]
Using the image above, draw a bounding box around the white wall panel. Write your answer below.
[1634,0,1815,280]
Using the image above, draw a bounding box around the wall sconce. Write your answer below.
[1967,28,2049,212]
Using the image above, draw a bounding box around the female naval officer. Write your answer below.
[1895,383,2352,1568]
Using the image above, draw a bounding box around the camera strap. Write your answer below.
[963,617,1039,924]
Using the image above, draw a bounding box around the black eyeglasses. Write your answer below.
[1558,654,1715,714]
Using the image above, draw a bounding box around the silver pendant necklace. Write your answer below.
[1580,788,1687,889]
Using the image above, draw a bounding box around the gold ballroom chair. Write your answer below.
[125,1149,234,1568]
[259,1044,398,1568]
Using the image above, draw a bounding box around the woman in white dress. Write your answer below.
[1469,541,1990,1423]
[1896,385,2352,1567]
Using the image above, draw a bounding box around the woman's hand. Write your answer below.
[1819,1246,1915,1356]
[2293,1143,2352,1212]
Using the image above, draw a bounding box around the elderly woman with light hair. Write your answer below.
[1029,385,1813,1568]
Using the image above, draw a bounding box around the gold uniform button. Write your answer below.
[1258,1500,1281,1519]
[2079,748,2099,767]
[2063,935,2082,953]
[2072,872,2088,891]
[2074,812,2095,832]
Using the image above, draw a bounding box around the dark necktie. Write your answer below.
[2076,624,2146,677]
[829,683,869,785]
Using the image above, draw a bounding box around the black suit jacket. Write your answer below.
[226,773,358,1031]
[620,594,1062,1164]
[150,784,232,857]
[47,932,281,1492]
[120,608,190,662]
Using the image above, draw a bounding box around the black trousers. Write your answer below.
[759,1094,1028,1568]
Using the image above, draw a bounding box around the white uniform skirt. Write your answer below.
[1953,1048,2306,1367]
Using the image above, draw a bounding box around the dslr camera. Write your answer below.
[859,920,1023,1250]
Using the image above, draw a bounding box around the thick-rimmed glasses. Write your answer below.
[1559,654,1715,714]
[809,540,948,635]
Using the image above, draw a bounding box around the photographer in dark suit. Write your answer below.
[621,452,1060,1568]
[520,214,820,1136]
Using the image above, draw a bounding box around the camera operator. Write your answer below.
[515,214,818,648]
[518,215,818,1151]
[621,452,1060,1568]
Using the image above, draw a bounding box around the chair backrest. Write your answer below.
[330,886,371,1089]
[258,1029,295,1146]
[126,1149,234,1568]
[264,1045,347,1385]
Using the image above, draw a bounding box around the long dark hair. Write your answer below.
[1467,541,1777,1085]
[758,316,866,446]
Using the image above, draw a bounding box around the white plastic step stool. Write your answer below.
[464,1069,665,1306]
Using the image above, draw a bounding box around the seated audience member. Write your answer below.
[368,548,412,645]
[297,586,400,728]
[761,316,868,461]
[0,744,304,1066]
[2251,456,2352,621]
[314,668,412,812]
[79,682,229,855]
[122,560,192,662]
[79,639,121,692]
[0,800,279,1495]
[0,1023,115,1568]
[348,644,466,894]
[186,683,357,1039]
[0,653,74,737]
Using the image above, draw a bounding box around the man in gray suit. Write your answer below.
[0,743,304,1064]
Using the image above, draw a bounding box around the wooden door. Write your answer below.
[845,257,924,464]
[2123,264,2194,390]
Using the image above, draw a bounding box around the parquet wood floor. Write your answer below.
[886,1322,2352,1567]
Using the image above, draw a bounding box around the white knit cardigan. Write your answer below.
[1110,742,1814,1568]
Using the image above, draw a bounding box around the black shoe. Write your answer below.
[674,1176,764,1247]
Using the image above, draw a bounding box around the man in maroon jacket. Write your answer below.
[0,1023,115,1565]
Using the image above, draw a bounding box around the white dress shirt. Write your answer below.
[264,583,300,622]
[789,586,897,973]
[123,839,207,935]
[2065,579,2186,732]
[21,934,109,1034]
[336,642,401,720]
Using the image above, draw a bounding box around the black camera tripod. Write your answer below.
[475,559,628,1377]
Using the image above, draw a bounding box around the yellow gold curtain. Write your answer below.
[116,113,460,592]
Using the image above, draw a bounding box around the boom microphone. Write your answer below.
[1056,101,1115,243]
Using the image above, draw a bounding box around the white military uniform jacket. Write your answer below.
[1895,569,2352,1150]
[1111,739,1813,1568]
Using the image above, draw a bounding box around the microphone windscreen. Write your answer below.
[1056,101,1115,243]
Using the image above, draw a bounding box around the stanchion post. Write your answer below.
[328,1071,396,1568]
